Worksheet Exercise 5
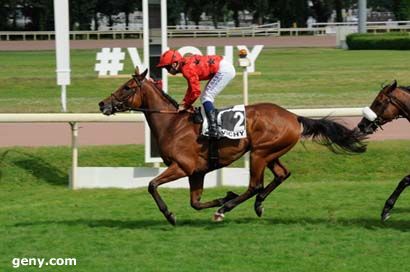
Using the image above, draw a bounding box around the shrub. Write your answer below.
[346,32,410,50]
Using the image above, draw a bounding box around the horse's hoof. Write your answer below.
[255,205,264,217]
[381,211,391,222]
[213,212,225,222]
[166,212,176,226]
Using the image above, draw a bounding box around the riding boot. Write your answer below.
[206,109,219,139]
[205,109,219,169]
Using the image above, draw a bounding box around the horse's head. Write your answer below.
[99,67,148,115]
[358,81,402,134]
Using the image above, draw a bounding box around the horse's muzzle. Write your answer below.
[99,101,113,115]
[357,118,377,135]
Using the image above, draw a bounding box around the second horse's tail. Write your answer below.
[297,116,367,154]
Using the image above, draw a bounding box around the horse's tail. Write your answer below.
[297,116,367,154]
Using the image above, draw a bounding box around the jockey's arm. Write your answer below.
[182,71,201,107]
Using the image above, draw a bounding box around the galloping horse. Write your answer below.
[357,81,410,221]
[99,68,366,225]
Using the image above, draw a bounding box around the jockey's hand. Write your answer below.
[177,104,187,112]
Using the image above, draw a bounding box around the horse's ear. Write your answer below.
[138,68,148,80]
[134,66,140,75]
[386,80,397,93]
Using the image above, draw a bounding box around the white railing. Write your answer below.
[0,108,363,189]
[168,23,281,38]
[312,21,410,34]
[0,30,144,41]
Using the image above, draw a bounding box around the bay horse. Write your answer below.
[357,81,410,221]
[99,68,366,225]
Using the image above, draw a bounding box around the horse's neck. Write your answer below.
[143,84,180,141]
[144,84,176,111]
[397,89,410,121]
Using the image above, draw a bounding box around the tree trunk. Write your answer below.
[125,11,130,30]
[334,0,343,22]
[94,12,99,31]
[233,9,239,27]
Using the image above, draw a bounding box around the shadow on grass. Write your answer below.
[13,218,228,230]
[13,158,67,186]
[13,215,410,232]
[0,150,67,186]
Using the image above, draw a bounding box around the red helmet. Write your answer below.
[157,50,183,67]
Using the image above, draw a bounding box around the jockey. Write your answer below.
[157,49,236,138]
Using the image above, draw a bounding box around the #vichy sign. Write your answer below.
[95,45,264,76]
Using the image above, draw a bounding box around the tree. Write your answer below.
[205,0,226,28]
[270,0,309,27]
[70,0,98,30]
[1,0,12,30]
[393,0,410,20]
[167,0,183,26]
[227,0,245,27]
[248,0,269,25]
[310,0,332,22]
[115,0,140,29]
[188,0,203,26]
[21,0,54,31]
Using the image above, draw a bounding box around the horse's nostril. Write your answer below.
[98,101,105,108]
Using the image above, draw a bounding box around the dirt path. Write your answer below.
[0,117,408,147]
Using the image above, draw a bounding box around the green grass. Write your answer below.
[1,141,410,272]
[1,48,410,112]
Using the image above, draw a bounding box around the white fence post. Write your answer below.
[69,122,79,189]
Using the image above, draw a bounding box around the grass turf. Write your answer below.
[0,141,409,272]
[0,48,410,112]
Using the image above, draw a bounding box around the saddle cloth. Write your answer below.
[201,105,247,139]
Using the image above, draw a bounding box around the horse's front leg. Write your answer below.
[148,163,187,225]
[189,173,239,210]
[381,175,410,221]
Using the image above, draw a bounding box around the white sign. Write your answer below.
[95,45,264,76]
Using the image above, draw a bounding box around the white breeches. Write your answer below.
[200,59,236,104]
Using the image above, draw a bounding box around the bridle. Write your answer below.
[365,87,410,130]
[110,76,179,114]
[384,89,410,121]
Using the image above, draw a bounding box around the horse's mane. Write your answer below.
[162,90,179,108]
[399,86,410,93]
[146,79,179,109]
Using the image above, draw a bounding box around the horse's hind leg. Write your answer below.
[189,173,239,210]
[213,154,265,221]
[254,159,290,217]
[381,175,410,221]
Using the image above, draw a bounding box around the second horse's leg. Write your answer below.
[189,173,238,210]
[381,175,410,221]
[254,159,290,217]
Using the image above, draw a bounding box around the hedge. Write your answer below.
[346,32,410,50]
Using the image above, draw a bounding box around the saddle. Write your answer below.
[191,105,247,169]
[192,105,247,139]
